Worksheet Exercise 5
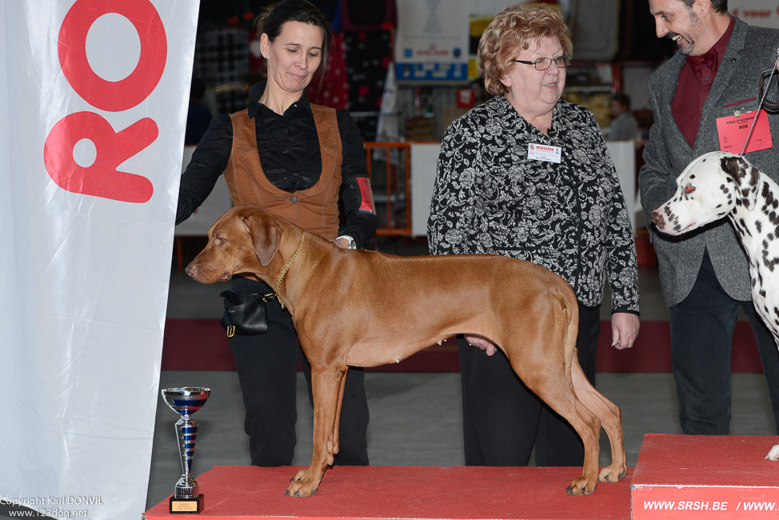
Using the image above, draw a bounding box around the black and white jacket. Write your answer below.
[427,95,639,314]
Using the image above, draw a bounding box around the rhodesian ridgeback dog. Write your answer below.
[185,204,626,497]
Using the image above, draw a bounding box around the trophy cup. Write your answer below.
[161,387,211,514]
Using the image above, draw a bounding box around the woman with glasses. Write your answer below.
[427,4,639,467]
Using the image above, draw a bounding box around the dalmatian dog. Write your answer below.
[649,151,779,459]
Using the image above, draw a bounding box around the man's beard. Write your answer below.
[671,8,701,56]
[670,32,696,56]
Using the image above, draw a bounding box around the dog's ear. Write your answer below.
[721,156,759,210]
[243,214,281,267]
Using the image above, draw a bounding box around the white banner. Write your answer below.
[0,1,198,519]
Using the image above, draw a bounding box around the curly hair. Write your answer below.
[478,4,572,96]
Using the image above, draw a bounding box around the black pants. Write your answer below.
[458,302,601,466]
[670,250,779,435]
[228,279,369,466]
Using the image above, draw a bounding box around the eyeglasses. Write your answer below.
[511,56,571,70]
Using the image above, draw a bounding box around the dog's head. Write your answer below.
[650,151,761,235]
[185,204,283,284]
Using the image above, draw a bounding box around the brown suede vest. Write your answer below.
[224,104,342,239]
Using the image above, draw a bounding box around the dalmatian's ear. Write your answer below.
[720,156,759,210]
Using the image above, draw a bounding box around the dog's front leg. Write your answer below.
[330,367,348,457]
[286,367,347,497]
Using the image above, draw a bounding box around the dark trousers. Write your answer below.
[228,280,369,466]
[669,251,779,435]
[458,302,601,466]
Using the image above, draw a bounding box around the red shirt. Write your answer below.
[671,17,735,146]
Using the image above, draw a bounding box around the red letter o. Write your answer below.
[58,0,167,112]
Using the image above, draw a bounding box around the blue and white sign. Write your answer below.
[395,0,469,83]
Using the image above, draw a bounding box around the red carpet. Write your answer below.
[161,320,764,373]
[144,436,779,519]
[143,465,634,520]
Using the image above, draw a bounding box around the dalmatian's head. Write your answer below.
[650,151,760,236]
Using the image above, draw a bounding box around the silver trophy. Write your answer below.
[161,387,211,514]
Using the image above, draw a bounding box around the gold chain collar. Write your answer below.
[273,232,306,310]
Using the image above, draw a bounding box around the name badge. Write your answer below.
[716,110,772,154]
[528,143,562,163]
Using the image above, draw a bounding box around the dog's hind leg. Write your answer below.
[564,400,602,495]
[508,348,602,495]
[525,370,602,495]
[286,367,347,497]
[571,362,627,483]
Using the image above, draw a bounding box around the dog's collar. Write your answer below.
[274,232,306,310]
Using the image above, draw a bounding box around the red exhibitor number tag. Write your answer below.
[716,110,772,154]
[357,176,376,213]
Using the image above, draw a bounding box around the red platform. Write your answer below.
[631,434,779,519]
[143,465,634,520]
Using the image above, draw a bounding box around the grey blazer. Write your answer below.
[639,18,779,306]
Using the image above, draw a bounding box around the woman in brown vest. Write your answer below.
[176,0,377,466]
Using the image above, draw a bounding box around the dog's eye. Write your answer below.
[683,185,696,195]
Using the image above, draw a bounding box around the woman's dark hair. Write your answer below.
[254,0,333,82]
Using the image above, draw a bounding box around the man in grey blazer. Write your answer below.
[639,0,779,435]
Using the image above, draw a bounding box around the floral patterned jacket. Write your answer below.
[427,95,639,314]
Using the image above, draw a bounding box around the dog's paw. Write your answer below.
[765,444,779,461]
[285,467,324,497]
[566,477,596,496]
[599,464,627,483]
[286,479,319,497]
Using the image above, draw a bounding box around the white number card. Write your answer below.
[528,143,562,163]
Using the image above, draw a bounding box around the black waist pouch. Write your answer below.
[219,290,273,337]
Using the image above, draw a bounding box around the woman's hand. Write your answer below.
[465,335,497,356]
[611,312,639,350]
[335,236,355,249]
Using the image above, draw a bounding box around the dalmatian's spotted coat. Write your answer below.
[650,151,779,460]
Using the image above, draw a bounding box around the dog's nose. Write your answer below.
[650,210,664,228]
[184,261,197,279]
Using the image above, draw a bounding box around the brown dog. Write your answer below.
[185,204,626,497]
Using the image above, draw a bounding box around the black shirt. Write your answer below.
[177,82,377,247]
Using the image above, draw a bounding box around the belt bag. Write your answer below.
[219,290,273,337]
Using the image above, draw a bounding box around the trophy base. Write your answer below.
[169,494,204,514]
